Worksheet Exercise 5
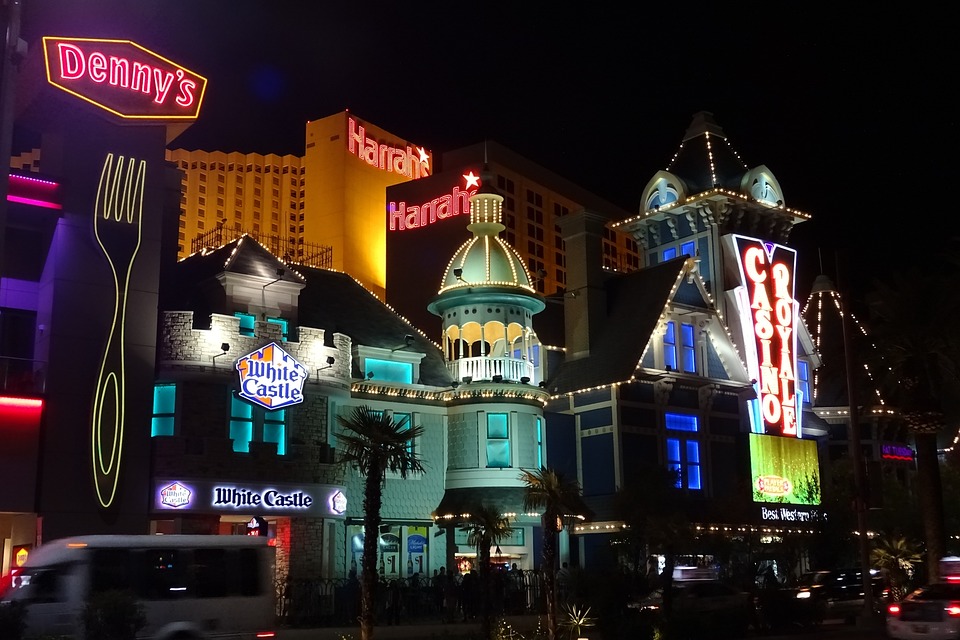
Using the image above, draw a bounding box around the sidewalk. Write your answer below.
[280,614,547,639]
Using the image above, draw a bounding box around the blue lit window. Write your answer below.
[663,321,678,371]
[797,360,810,405]
[151,383,176,437]
[235,312,255,337]
[662,247,677,261]
[486,413,511,468]
[666,438,701,490]
[681,323,696,373]
[365,358,413,384]
[680,241,696,257]
[666,412,698,432]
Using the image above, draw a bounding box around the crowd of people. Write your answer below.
[342,562,538,626]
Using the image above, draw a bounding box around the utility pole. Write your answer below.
[837,252,876,627]
[0,0,25,273]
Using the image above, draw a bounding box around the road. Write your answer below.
[276,616,891,639]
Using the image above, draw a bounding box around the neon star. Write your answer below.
[463,171,481,189]
[417,147,430,164]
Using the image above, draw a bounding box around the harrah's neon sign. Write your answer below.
[348,117,430,179]
[734,236,799,437]
[388,171,479,231]
[42,36,207,120]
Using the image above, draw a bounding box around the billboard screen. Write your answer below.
[749,433,821,505]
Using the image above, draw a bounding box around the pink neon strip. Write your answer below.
[6,195,63,210]
[0,396,44,409]
[10,174,58,186]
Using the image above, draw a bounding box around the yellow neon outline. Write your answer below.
[91,153,145,508]
[42,36,208,121]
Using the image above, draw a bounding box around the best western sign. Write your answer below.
[42,36,207,120]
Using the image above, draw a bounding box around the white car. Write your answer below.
[887,581,960,639]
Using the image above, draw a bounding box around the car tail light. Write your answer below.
[946,603,960,617]
[888,603,901,615]
[255,633,276,638]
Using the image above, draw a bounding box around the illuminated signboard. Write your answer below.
[42,36,207,120]
[732,235,800,437]
[882,443,914,462]
[153,479,347,518]
[347,116,430,178]
[236,342,308,410]
[749,433,821,506]
[389,170,479,231]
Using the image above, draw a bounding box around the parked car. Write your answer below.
[887,581,960,639]
[627,580,754,637]
[789,568,884,624]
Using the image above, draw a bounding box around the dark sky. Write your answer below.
[16,1,955,304]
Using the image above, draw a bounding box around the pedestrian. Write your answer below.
[556,562,571,603]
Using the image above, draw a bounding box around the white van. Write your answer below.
[1,534,278,639]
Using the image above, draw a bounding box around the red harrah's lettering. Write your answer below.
[389,185,474,231]
[348,117,430,178]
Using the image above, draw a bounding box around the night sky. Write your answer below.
[15,1,955,306]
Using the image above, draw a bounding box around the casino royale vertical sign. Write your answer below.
[733,236,800,437]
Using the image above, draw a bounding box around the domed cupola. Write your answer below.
[437,176,538,295]
[427,166,546,384]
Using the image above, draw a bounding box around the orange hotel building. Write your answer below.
[168,110,641,323]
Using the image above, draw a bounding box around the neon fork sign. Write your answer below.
[91,153,146,508]
[42,36,207,120]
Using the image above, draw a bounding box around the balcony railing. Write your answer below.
[0,356,47,394]
[446,356,535,384]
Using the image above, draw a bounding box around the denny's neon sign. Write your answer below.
[42,36,207,120]
[733,236,800,437]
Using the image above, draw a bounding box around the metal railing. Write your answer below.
[446,356,535,383]
[0,356,46,394]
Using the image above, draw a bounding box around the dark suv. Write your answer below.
[791,568,884,624]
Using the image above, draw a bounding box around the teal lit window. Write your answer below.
[235,312,255,337]
[486,413,511,468]
[151,383,177,437]
[266,317,288,341]
[264,409,286,455]
[229,394,287,455]
[681,323,696,373]
[230,395,254,452]
[394,412,414,455]
[536,416,543,468]
[365,358,413,384]
[663,321,677,371]
[797,360,810,406]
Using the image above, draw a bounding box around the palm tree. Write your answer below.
[520,467,590,640]
[337,406,425,640]
[866,265,960,581]
[462,502,513,639]
[871,534,923,602]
